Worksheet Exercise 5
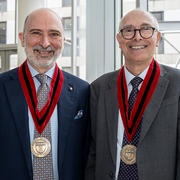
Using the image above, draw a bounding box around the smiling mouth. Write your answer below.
[33,49,54,57]
[129,45,148,49]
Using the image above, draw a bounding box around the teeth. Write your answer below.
[34,50,53,54]
[131,46,146,49]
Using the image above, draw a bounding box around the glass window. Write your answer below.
[62,0,71,7]
[62,17,72,30]
[62,0,79,7]
[0,0,16,44]
[62,17,79,57]
[47,0,85,79]
[47,0,60,8]
[123,0,136,15]
[149,0,180,69]
[155,32,180,68]
[9,54,18,70]
[0,0,7,12]
[62,17,72,57]
[62,16,79,30]
[151,11,164,54]
[0,22,6,44]
[149,0,180,21]
[62,41,71,57]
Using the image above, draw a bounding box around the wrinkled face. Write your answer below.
[19,10,64,72]
[117,11,161,67]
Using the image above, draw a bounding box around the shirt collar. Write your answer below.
[27,61,55,79]
[124,65,149,86]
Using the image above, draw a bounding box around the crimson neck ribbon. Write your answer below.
[117,59,160,142]
[18,60,63,134]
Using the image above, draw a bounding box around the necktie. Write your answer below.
[33,74,54,180]
[118,77,143,180]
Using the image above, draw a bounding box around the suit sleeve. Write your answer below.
[85,83,98,180]
[176,96,180,180]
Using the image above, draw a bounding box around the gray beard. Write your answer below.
[25,48,62,70]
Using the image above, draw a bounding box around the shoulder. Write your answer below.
[0,68,19,83]
[62,70,89,90]
[159,64,180,95]
[160,64,180,81]
[91,70,119,89]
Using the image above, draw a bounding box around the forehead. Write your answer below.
[121,11,155,28]
[26,11,63,32]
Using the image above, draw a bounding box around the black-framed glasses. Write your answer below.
[119,26,156,40]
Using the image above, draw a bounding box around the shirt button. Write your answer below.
[108,171,114,179]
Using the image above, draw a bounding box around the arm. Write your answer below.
[85,83,98,180]
[176,96,180,180]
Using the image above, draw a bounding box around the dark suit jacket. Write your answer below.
[0,67,90,180]
[85,64,180,180]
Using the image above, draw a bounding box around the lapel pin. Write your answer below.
[69,86,73,91]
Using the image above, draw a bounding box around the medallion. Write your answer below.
[121,144,136,165]
[31,137,51,158]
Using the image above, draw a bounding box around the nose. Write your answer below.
[40,35,51,48]
[133,29,143,41]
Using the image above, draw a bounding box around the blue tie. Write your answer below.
[118,77,143,180]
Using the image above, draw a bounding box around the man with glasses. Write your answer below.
[85,9,180,180]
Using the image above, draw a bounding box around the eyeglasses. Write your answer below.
[119,26,156,40]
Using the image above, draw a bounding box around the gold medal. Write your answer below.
[31,137,51,158]
[121,144,136,165]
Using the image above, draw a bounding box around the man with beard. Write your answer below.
[85,9,180,180]
[0,8,89,180]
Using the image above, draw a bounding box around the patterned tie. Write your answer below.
[118,77,143,180]
[33,74,54,180]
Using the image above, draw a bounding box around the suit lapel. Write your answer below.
[4,71,33,179]
[104,66,169,165]
[139,66,169,145]
[57,72,77,171]
[105,71,119,166]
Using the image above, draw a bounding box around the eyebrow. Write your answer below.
[49,30,61,34]
[29,29,62,35]
[122,23,153,29]
[140,23,152,27]
[29,29,42,33]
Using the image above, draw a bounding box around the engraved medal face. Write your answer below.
[31,137,51,158]
[121,144,136,165]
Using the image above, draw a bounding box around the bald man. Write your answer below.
[85,9,180,180]
[0,8,89,180]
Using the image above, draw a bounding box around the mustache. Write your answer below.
[33,45,56,52]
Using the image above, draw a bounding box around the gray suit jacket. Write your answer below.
[85,64,180,180]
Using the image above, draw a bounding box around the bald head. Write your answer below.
[116,8,161,76]
[118,9,159,32]
[23,8,64,35]
[19,8,65,73]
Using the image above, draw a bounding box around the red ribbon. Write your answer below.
[18,60,63,134]
[117,59,160,142]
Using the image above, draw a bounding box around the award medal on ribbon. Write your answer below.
[19,60,64,157]
[31,137,51,158]
[120,144,136,165]
[117,59,160,164]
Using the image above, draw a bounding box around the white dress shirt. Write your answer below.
[27,62,59,180]
[115,66,149,180]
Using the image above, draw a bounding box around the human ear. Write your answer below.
[116,33,122,49]
[155,32,161,47]
[19,32,25,47]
